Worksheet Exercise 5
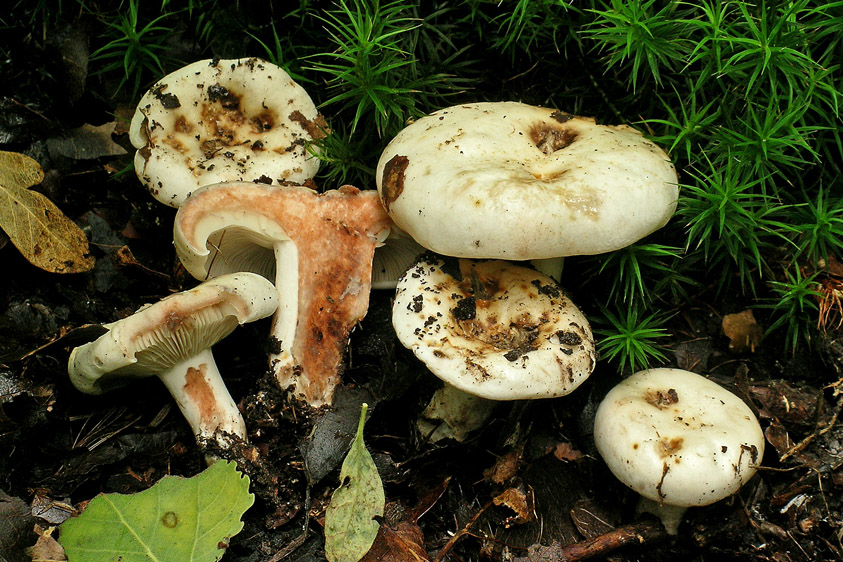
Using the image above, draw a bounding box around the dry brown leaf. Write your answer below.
[552,442,585,463]
[360,520,429,562]
[722,309,763,353]
[492,485,536,528]
[0,150,94,273]
[25,524,67,562]
[484,446,523,484]
[46,122,127,160]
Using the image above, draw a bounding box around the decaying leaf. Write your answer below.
[0,151,94,273]
[360,520,429,562]
[25,525,67,562]
[324,403,385,562]
[46,123,127,161]
[722,310,763,353]
[552,442,584,463]
[492,485,536,528]
[484,447,522,485]
[1,489,37,561]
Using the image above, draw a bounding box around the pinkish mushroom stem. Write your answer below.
[156,348,247,447]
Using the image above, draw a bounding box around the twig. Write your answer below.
[557,519,667,560]
[264,487,312,562]
[780,396,843,462]
[433,500,494,562]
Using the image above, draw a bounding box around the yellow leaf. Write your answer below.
[0,150,94,273]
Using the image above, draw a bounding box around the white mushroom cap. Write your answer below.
[130,57,324,207]
[393,255,596,400]
[593,368,765,508]
[67,273,278,445]
[376,102,678,259]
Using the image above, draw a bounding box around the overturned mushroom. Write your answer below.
[67,273,278,448]
[174,181,392,407]
[129,57,325,207]
[593,368,765,534]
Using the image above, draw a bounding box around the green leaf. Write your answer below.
[58,460,254,562]
[324,403,385,562]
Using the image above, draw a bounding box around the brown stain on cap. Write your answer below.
[657,437,684,457]
[380,154,409,212]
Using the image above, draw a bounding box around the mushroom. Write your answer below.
[376,101,678,262]
[67,273,278,448]
[393,254,596,438]
[129,57,326,207]
[173,181,392,407]
[370,226,426,290]
[592,368,765,534]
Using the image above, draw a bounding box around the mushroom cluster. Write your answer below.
[68,58,392,450]
[375,101,678,439]
[71,60,688,476]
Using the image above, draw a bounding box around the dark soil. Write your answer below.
[2,19,843,562]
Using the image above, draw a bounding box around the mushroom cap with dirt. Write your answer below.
[129,57,325,207]
[376,101,678,261]
[67,272,278,448]
[593,367,765,534]
[173,181,392,407]
[393,254,596,401]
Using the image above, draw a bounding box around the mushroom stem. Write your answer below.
[530,256,564,283]
[417,383,498,443]
[157,348,247,448]
[269,241,299,369]
[635,497,688,535]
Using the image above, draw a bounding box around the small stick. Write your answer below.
[557,519,667,561]
[780,396,843,462]
[433,501,494,562]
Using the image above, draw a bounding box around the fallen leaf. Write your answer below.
[492,485,536,528]
[1,490,37,561]
[765,421,797,459]
[552,442,584,463]
[360,520,429,562]
[324,403,385,562]
[0,151,94,273]
[722,310,763,353]
[58,460,253,562]
[484,447,522,484]
[25,525,67,562]
[30,491,75,526]
[46,123,127,160]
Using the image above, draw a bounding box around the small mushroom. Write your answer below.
[129,57,325,207]
[593,368,765,534]
[67,273,278,448]
[173,181,392,407]
[376,102,678,261]
[394,255,595,440]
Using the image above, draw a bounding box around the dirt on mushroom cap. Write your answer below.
[392,254,596,400]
